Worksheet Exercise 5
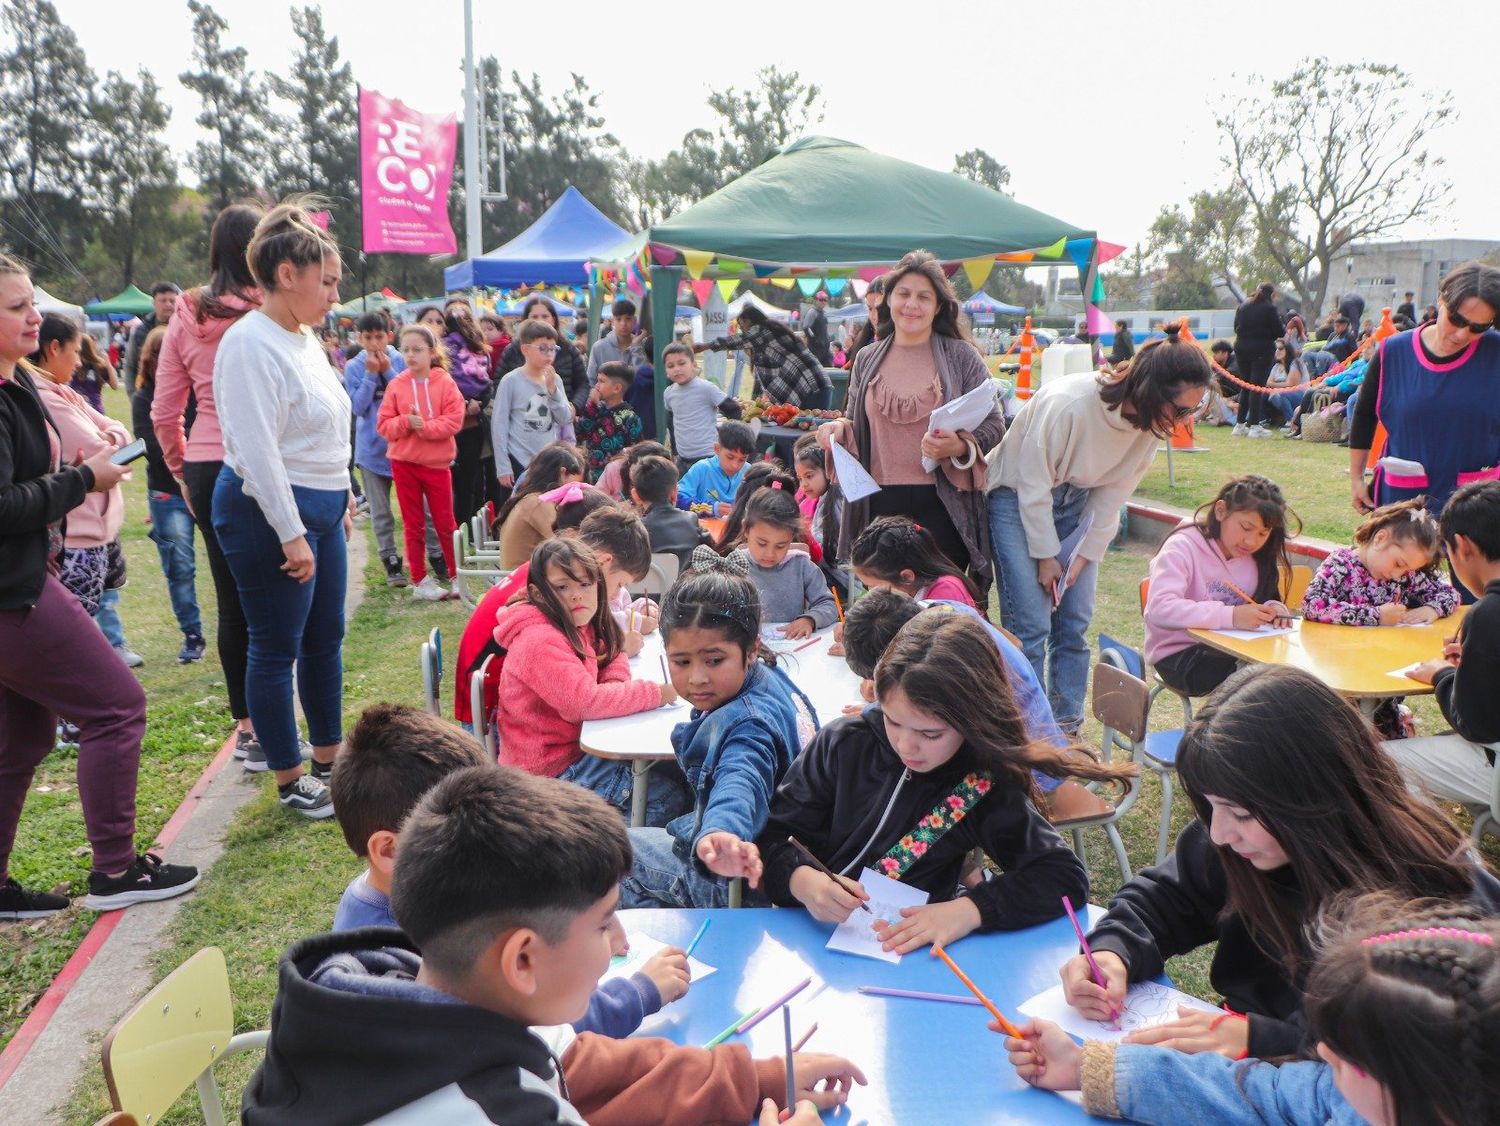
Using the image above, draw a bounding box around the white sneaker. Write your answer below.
[412,576,445,601]
[450,580,464,600]
[1232,423,1248,436]
[1248,425,1270,438]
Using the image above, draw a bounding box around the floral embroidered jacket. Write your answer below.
[1301,546,1459,626]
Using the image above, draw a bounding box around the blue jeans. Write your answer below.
[213,468,347,772]
[147,491,202,636]
[989,485,1099,732]
[620,827,770,908]
[558,755,691,828]
[94,588,127,648]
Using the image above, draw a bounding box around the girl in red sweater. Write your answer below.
[494,538,684,820]
[377,325,465,601]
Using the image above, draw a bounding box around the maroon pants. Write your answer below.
[392,460,457,584]
[0,575,145,877]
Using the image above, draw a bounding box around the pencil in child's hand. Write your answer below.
[933,945,1023,1038]
[684,918,711,959]
[832,588,844,623]
[1222,578,1258,607]
[1062,895,1119,1030]
[787,835,871,913]
[659,655,669,683]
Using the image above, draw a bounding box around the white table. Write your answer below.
[579,624,863,824]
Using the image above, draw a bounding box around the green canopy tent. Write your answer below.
[333,290,406,318]
[84,284,156,319]
[595,136,1116,438]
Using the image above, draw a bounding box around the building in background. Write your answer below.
[1333,238,1500,311]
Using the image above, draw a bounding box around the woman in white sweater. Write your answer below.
[985,324,1213,731]
[211,200,352,819]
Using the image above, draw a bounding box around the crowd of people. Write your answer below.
[4,204,1500,1123]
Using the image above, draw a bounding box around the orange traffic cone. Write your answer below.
[1374,306,1397,342]
[1171,416,1197,449]
[1016,315,1036,400]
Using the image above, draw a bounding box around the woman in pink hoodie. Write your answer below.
[151,203,263,758]
[494,537,684,822]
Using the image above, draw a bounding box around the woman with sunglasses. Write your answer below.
[1349,262,1500,552]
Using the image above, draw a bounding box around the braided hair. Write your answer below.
[1175,474,1299,603]
[851,515,980,604]
[661,570,762,660]
[716,462,798,552]
[1306,894,1499,1126]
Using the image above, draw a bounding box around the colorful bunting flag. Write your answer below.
[824,279,848,296]
[1085,303,1112,337]
[717,258,746,275]
[962,257,994,293]
[690,280,714,306]
[650,244,680,267]
[1064,239,1094,270]
[996,251,1034,263]
[682,249,713,280]
[941,262,961,278]
[1096,241,1127,265]
[1036,237,1067,261]
[851,279,869,299]
[770,277,796,290]
[716,279,739,301]
[1091,274,1107,303]
[796,278,823,296]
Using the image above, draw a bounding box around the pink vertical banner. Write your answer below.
[358,87,458,255]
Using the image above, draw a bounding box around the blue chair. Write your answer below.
[420,627,442,715]
[1098,634,1184,864]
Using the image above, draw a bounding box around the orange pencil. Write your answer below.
[832,588,845,623]
[933,945,1022,1038]
[1221,578,1258,607]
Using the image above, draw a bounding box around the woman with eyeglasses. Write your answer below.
[1349,262,1500,548]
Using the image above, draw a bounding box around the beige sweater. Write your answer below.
[984,372,1156,562]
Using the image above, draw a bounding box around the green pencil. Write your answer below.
[703,1008,760,1049]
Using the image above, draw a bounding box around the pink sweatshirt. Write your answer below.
[919,574,977,609]
[151,290,259,474]
[493,602,662,777]
[34,379,129,547]
[1144,523,1261,665]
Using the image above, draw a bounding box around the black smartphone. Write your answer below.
[109,438,148,466]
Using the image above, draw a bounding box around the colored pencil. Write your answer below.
[787,836,870,913]
[857,985,982,1006]
[791,635,820,653]
[703,1008,759,1048]
[832,588,845,623]
[1222,578,1258,607]
[736,976,813,1034]
[684,919,711,959]
[659,655,669,683]
[629,607,635,633]
[792,1022,818,1051]
[782,1007,796,1118]
[933,946,1023,1038]
[1063,896,1119,1030]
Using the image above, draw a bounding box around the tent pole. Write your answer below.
[649,265,682,443]
[462,0,482,261]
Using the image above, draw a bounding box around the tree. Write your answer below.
[266,5,357,216]
[953,149,1011,195]
[180,0,270,210]
[1216,58,1454,318]
[86,70,193,289]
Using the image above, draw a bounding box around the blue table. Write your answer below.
[619,906,1103,1124]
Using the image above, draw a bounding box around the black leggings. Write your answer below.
[1153,643,1239,697]
[452,424,486,526]
[1234,348,1274,426]
[183,459,250,720]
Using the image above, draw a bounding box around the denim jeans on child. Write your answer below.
[557,755,691,828]
[213,468,347,772]
[619,827,770,909]
[988,483,1098,732]
[147,490,202,637]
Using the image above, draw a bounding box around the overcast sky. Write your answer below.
[52,0,1500,252]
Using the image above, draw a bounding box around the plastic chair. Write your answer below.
[627,554,677,600]
[101,947,269,1126]
[420,627,442,715]
[1099,635,1185,864]
[1285,563,1314,609]
[470,653,497,759]
[1059,660,1146,880]
[452,525,510,608]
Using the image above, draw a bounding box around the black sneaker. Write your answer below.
[177,631,207,664]
[383,555,409,589]
[0,877,69,920]
[277,773,334,819]
[428,553,450,583]
[84,853,200,910]
[242,738,312,773]
[309,757,334,783]
[233,729,258,760]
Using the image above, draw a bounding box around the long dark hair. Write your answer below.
[195,202,263,322]
[737,303,808,352]
[717,461,797,553]
[524,538,622,666]
[494,442,586,529]
[1174,475,1297,603]
[851,516,980,604]
[739,482,802,541]
[874,250,970,342]
[792,434,841,551]
[443,300,486,354]
[847,276,886,361]
[1097,321,1212,438]
[874,613,1133,800]
[1176,665,1477,978]
[28,312,80,369]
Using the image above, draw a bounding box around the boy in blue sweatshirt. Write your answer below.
[344,313,440,586]
[675,420,755,517]
[331,703,689,1036]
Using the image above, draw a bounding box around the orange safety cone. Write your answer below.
[1016,315,1036,400]
[1171,415,1196,449]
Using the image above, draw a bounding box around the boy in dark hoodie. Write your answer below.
[244,765,866,1125]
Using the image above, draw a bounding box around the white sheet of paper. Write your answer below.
[1388,662,1425,681]
[829,441,881,502]
[920,381,999,472]
[1377,455,1427,478]
[825,867,929,963]
[602,933,715,996]
[1018,981,1220,1044]
[1204,625,1298,641]
[1050,513,1096,608]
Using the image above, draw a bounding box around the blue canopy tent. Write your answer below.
[443,186,630,290]
[961,290,1026,320]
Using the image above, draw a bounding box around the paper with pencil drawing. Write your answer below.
[1204,624,1297,641]
[829,441,881,503]
[1018,981,1220,1043]
[825,867,929,964]
[920,381,998,472]
[602,932,715,993]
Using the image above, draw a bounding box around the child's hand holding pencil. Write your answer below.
[1059,948,1128,1023]
[1002,1018,1083,1092]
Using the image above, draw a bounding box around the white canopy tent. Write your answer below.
[34,284,85,322]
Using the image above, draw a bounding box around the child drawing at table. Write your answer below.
[1301,497,1458,627]
[1008,893,1500,1126]
[748,612,1132,954]
[619,569,817,908]
[851,515,981,610]
[1145,475,1297,697]
[734,484,838,640]
[1059,664,1500,1061]
[493,538,687,824]
[493,441,586,569]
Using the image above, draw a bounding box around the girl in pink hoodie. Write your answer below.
[494,538,678,808]
[1144,475,1297,697]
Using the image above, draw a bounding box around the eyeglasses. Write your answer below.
[529,344,558,354]
[1444,305,1495,334]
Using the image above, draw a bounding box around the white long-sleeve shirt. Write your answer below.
[984,372,1157,562]
[214,310,351,541]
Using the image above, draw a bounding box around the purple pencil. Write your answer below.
[1063,895,1120,1029]
[736,976,813,1034]
[857,985,982,1006]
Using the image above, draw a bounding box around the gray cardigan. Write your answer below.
[834,332,1005,587]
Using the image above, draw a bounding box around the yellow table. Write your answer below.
[1188,608,1467,718]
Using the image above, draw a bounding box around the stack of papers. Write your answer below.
[920,382,999,472]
